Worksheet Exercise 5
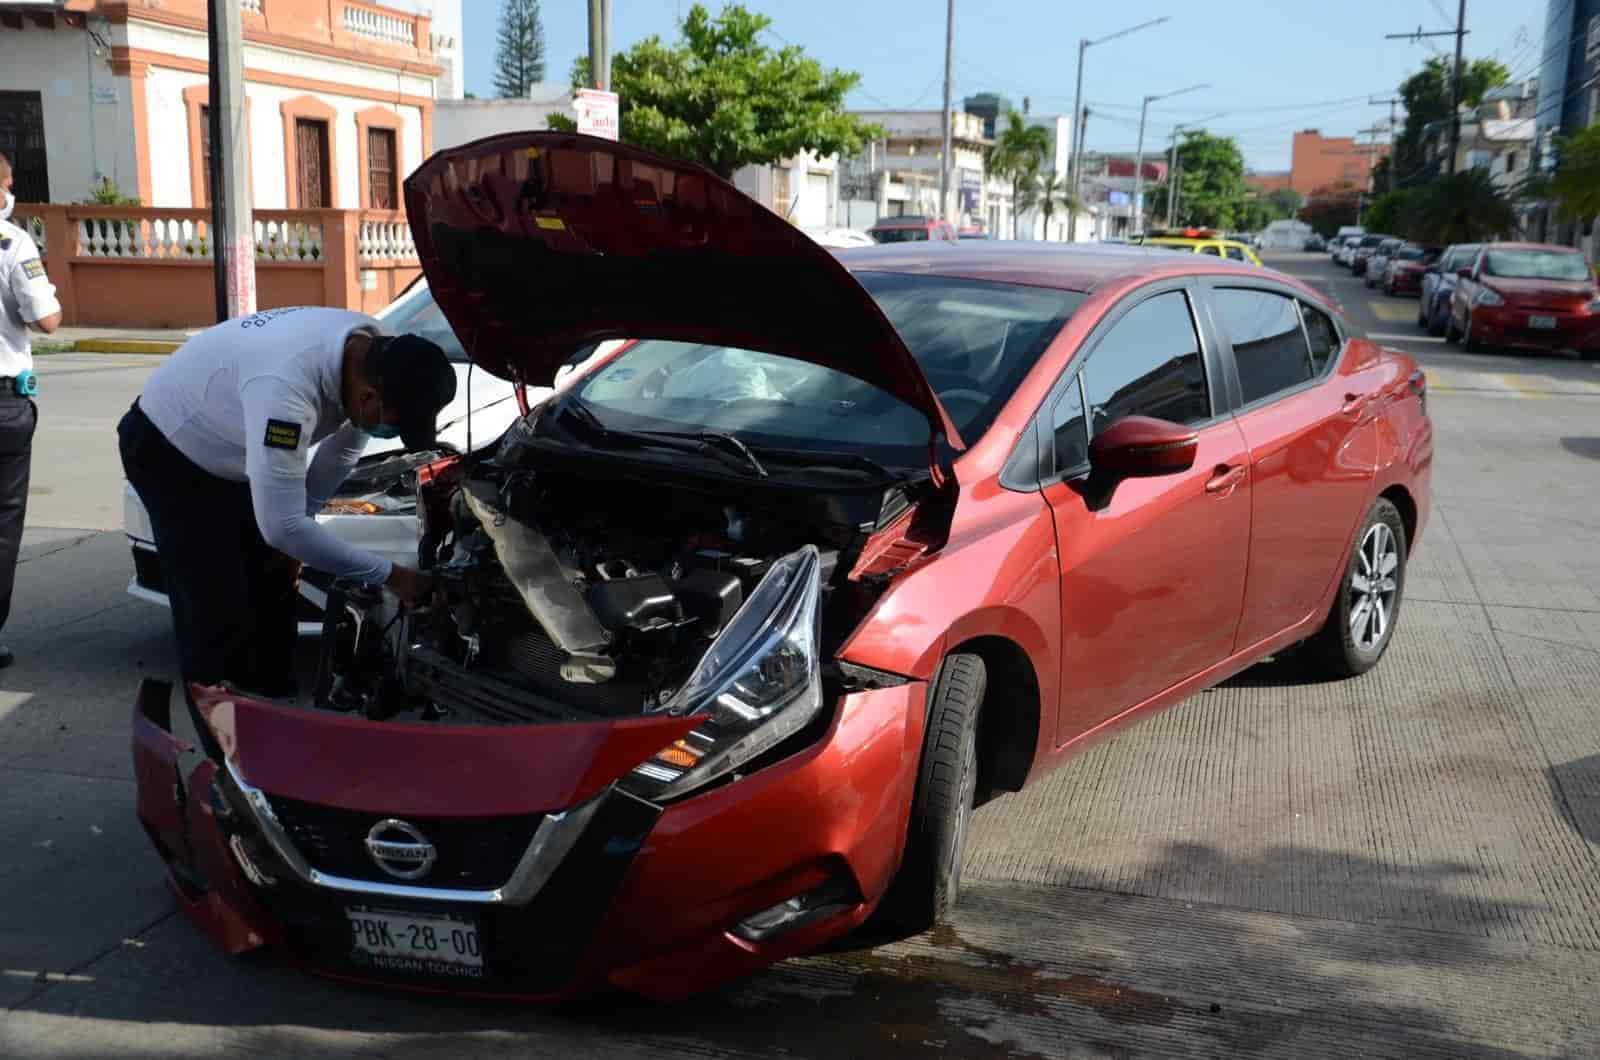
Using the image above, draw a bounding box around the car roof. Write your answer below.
[836,241,1296,296]
[1480,241,1584,254]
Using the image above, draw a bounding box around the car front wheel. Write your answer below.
[1305,498,1407,678]
[1461,309,1482,352]
[872,652,985,934]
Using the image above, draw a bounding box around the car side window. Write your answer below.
[1050,374,1089,474]
[1081,290,1210,434]
[1213,288,1314,405]
[1200,245,1222,257]
[1225,246,1247,262]
[1300,302,1341,374]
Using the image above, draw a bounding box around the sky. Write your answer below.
[461,0,1543,172]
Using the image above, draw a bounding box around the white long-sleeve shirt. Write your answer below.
[0,220,60,374]
[138,307,392,585]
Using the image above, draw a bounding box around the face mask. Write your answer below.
[0,191,13,221]
[369,424,400,439]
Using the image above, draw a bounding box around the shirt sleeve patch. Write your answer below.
[263,419,304,450]
[21,258,44,280]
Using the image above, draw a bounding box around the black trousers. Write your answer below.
[117,402,298,697]
[0,393,37,636]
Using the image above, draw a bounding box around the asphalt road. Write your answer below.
[4,253,1600,1058]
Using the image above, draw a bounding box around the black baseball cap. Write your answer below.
[365,333,457,451]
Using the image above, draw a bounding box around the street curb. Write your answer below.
[68,339,182,355]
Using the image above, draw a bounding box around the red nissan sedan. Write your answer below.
[1447,242,1600,356]
[132,134,1432,1001]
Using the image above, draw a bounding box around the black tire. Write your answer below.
[1305,498,1407,678]
[1461,310,1482,352]
[1427,302,1447,337]
[1445,310,1462,344]
[873,653,985,934]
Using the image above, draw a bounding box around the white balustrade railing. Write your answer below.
[357,216,416,261]
[240,0,262,12]
[77,215,213,259]
[255,218,323,262]
[15,214,47,256]
[344,5,414,46]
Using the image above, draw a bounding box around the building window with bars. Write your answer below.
[367,127,397,210]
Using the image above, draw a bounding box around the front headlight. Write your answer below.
[619,546,825,802]
[1476,287,1504,307]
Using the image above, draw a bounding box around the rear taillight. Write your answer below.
[1408,370,1427,416]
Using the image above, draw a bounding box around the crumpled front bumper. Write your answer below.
[132,675,926,1000]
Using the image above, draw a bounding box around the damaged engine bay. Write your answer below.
[314,408,938,730]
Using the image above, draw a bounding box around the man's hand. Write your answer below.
[385,563,435,605]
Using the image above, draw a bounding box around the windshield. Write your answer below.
[1359,235,1385,248]
[376,281,469,363]
[1396,246,1427,261]
[568,273,1084,468]
[871,227,931,243]
[1483,250,1591,282]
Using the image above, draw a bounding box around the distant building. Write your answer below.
[1245,172,1293,195]
[962,92,1012,140]
[840,110,1013,236]
[1535,0,1599,149]
[1289,130,1386,197]
[0,0,453,208]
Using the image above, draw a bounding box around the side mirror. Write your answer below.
[1457,267,1473,279]
[1089,415,1199,479]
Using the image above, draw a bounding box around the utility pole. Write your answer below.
[1446,0,1467,174]
[1355,124,1386,219]
[1067,17,1170,242]
[1133,83,1208,238]
[205,0,254,321]
[1370,96,1403,192]
[588,0,612,90]
[1384,12,1471,175]
[939,0,955,224]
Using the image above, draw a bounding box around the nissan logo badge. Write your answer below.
[364,819,437,880]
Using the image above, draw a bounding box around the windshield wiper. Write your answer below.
[555,399,765,477]
[638,430,768,478]
[748,446,905,481]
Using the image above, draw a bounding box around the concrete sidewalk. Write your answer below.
[35,326,195,356]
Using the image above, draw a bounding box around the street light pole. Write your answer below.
[1133,83,1207,237]
[1067,16,1170,242]
[939,0,955,224]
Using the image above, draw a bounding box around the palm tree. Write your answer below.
[1029,169,1080,241]
[987,111,1052,240]
[1408,169,1516,244]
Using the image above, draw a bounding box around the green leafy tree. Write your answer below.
[1361,189,1415,237]
[1266,187,1304,219]
[557,5,880,180]
[1151,131,1248,229]
[1393,57,1510,180]
[1551,123,1600,221]
[987,111,1052,239]
[493,0,546,99]
[1405,169,1515,243]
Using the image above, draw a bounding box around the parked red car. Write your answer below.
[1448,242,1600,356]
[1383,244,1442,296]
[132,134,1433,1002]
[868,215,958,243]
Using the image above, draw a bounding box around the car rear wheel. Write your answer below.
[1305,498,1407,678]
[872,652,985,935]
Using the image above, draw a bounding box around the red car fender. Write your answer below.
[838,485,1061,780]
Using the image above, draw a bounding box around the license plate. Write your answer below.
[1529,315,1557,330]
[346,906,485,978]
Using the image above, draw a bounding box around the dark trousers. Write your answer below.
[117,402,298,697]
[0,394,37,635]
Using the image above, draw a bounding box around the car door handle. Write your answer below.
[1205,464,1246,494]
[1341,392,1369,416]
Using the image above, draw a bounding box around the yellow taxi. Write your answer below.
[1136,228,1264,266]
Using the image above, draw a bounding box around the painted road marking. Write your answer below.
[1370,332,1446,343]
[1368,301,1415,323]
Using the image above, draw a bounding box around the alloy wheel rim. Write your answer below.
[1349,523,1400,652]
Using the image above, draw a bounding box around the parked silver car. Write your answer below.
[1364,238,1406,288]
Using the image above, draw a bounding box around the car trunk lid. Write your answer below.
[403,132,965,464]
[1483,277,1595,311]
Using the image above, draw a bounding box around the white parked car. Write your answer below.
[123,279,613,632]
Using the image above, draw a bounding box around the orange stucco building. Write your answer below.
[1289,130,1387,197]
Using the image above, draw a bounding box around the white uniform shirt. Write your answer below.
[0,221,60,376]
[139,306,393,585]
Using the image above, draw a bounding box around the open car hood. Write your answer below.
[403,132,964,452]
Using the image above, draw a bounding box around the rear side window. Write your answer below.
[1081,291,1210,432]
[1300,302,1341,373]
[1200,245,1222,257]
[1225,246,1247,262]
[1213,288,1314,405]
